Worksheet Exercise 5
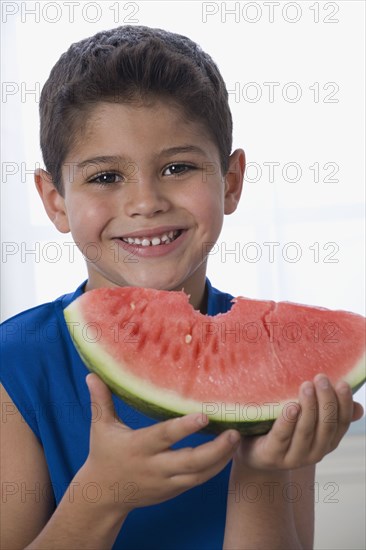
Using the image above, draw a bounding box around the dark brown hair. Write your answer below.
[39,25,233,194]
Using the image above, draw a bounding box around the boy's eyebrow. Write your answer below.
[75,155,126,170]
[74,146,208,170]
[158,145,208,157]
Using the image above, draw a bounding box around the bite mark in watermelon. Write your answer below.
[64,287,366,435]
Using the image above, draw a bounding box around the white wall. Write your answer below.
[1,2,365,547]
[314,431,366,549]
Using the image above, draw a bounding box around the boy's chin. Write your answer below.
[122,276,183,292]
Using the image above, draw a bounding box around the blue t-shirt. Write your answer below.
[1,279,234,550]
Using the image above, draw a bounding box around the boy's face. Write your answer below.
[39,101,244,304]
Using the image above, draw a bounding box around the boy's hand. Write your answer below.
[234,374,364,471]
[81,373,240,514]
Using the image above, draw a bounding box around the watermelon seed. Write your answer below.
[130,302,135,310]
[185,334,192,344]
[192,340,201,359]
[211,337,219,354]
[137,332,146,350]
[160,343,168,357]
[154,326,163,342]
[173,346,181,362]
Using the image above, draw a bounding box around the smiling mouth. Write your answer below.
[119,230,183,247]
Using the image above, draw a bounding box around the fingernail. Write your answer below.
[337,381,351,395]
[287,405,299,420]
[316,376,329,390]
[302,381,314,396]
[229,431,240,445]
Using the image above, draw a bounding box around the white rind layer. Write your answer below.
[64,302,366,425]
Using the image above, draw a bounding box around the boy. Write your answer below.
[1,25,362,549]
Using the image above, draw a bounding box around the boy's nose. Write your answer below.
[123,180,170,218]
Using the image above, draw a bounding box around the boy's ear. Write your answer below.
[34,169,70,233]
[223,148,245,215]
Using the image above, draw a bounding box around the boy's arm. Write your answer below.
[0,384,127,550]
[223,464,315,550]
[223,375,363,550]
[24,467,128,550]
[0,384,54,549]
[291,464,316,548]
[2,375,241,549]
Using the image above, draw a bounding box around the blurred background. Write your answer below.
[1,2,365,547]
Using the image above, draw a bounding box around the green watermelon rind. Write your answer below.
[69,339,276,435]
[77,339,276,435]
[64,302,366,436]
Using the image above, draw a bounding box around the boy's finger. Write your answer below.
[85,373,122,426]
[285,381,317,460]
[328,381,355,449]
[171,435,240,490]
[264,401,300,459]
[138,412,211,453]
[165,429,240,475]
[352,401,364,422]
[311,375,338,453]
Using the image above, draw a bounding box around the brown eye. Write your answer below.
[90,172,122,185]
[163,164,195,176]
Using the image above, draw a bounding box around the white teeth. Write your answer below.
[121,230,180,246]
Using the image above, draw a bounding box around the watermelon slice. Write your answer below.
[64,287,366,435]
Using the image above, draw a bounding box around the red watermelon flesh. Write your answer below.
[64,287,366,435]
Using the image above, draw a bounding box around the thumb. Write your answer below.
[85,372,119,426]
[352,401,364,422]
